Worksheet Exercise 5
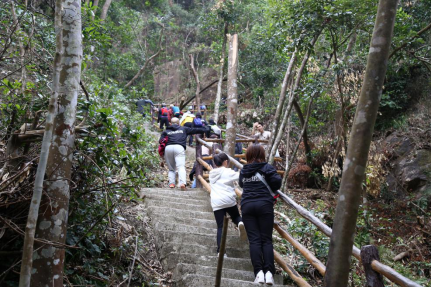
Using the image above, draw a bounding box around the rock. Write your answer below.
[384,133,431,196]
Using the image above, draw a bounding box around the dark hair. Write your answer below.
[245,144,266,163]
[213,153,229,167]
[209,118,215,125]
[196,112,202,118]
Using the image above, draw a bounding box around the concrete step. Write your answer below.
[178,274,288,287]
[175,264,284,285]
[144,199,213,212]
[158,243,250,262]
[144,194,210,206]
[162,252,253,272]
[154,221,242,237]
[150,215,218,229]
[140,188,209,199]
[154,230,248,250]
[147,206,214,220]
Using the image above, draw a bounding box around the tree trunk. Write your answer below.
[19,0,64,284]
[213,22,228,123]
[24,0,82,286]
[91,0,99,20]
[268,32,320,164]
[268,49,297,156]
[324,1,398,286]
[292,99,312,165]
[281,115,291,190]
[100,0,112,21]
[189,54,201,113]
[223,34,239,158]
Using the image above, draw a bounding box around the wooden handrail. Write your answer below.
[274,223,326,276]
[274,250,312,287]
[204,138,269,143]
[193,132,422,287]
[197,175,211,193]
[197,158,213,171]
[215,216,229,287]
[197,138,243,170]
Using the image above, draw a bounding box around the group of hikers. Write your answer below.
[137,99,280,285]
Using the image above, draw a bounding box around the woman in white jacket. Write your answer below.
[209,153,247,256]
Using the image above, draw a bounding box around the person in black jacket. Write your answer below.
[159,117,208,190]
[239,144,282,285]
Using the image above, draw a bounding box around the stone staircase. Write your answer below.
[140,188,289,286]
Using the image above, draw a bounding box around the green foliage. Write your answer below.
[65,79,161,285]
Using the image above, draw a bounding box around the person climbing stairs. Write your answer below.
[140,187,289,286]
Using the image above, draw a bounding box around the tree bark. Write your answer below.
[268,49,297,155]
[213,22,228,123]
[24,1,82,286]
[292,99,312,165]
[189,54,201,113]
[268,32,320,164]
[223,34,239,158]
[19,0,63,284]
[281,115,291,190]
[324,1,398,286]
[91,0,99,20]
[100,0,112,21]
[361,245,385,287]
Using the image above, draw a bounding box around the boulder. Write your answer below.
[384,133,431,196]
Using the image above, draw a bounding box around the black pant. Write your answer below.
[160,116,169,130]
[183,122,193,145]
[241,201,275,275]
[213,205,242,253]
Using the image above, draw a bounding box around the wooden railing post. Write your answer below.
[195,134,203,188]
[215,216,229,287]
[361,245,385,287]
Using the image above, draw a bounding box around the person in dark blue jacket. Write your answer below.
[239,144,282,285]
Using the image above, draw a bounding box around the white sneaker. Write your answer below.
[265,271,274,285]
[254,270,265,284]
[217,253,228,258]
[238,221,247,241]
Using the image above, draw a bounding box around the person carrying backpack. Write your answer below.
[239,144,282,285]
[159,104,170,130]
[159,117,209,189]
[172,104,180,118]
[190,112,205,147]
[209,153,247,257]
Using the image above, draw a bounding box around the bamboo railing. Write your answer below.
[194,137,422,287]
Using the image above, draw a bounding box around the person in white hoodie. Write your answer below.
[209,153,247,256]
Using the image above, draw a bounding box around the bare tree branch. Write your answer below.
[125,24,164,88]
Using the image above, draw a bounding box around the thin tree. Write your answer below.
[20,0,83,286]
[19,0,63,284]
[213,22,228,123]
[324,1,399,286]
[100,0,112,21]
[268,33,320,165]
[189,54,201,113]
[223,34,239,158]
[267,49,297,159]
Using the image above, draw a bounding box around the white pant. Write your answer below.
[164,145,186,186]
